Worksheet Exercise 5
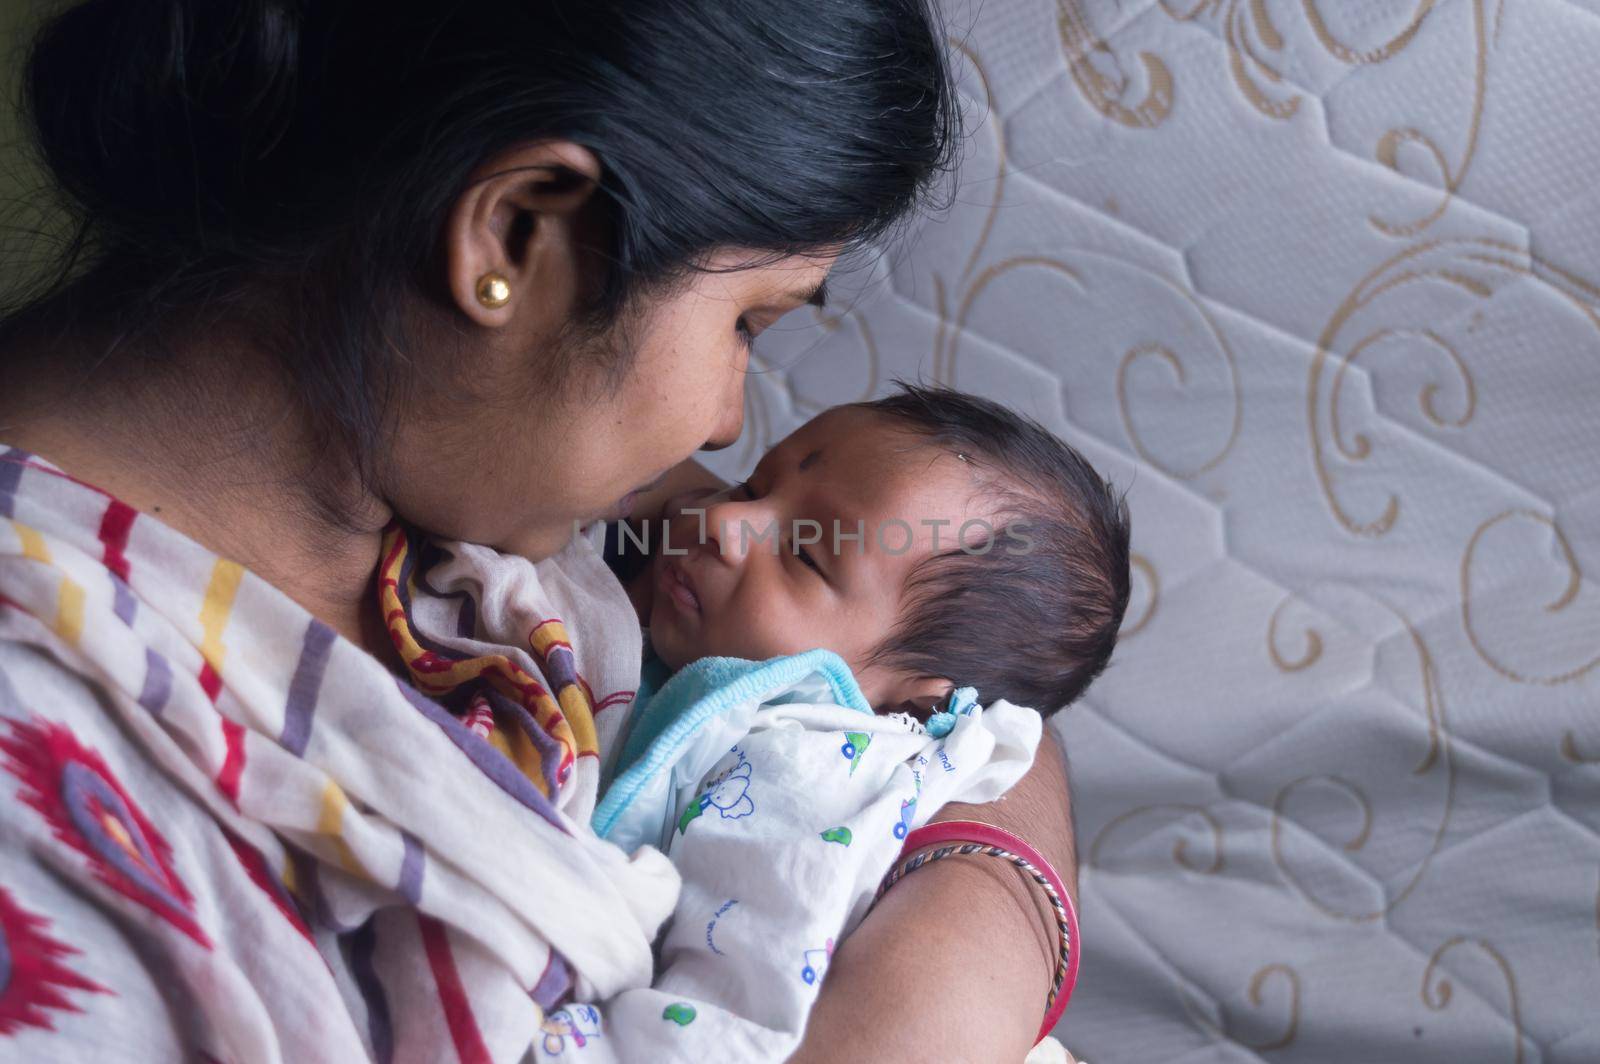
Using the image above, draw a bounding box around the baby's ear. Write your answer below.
[872,675,954,720]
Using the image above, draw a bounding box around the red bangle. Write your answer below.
[882,820,1079,1045]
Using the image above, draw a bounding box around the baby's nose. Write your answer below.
[702,497,778,564]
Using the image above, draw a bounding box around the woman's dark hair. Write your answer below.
[858,384,1132,714]
[6,0,957,482]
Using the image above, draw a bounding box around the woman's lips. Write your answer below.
[656,557,702,616]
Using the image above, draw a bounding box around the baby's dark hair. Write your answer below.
[856,384,1131,713]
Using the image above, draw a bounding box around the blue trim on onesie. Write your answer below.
[593,649,870,838]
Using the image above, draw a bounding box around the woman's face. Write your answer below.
[385,248,836,561]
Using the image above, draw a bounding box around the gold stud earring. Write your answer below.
[475,272,512,309]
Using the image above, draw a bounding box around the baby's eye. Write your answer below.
[735,480,756,500]
[795,547,822,574]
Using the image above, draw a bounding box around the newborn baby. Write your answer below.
[633,385,1128,718]
[539,385,1130,1062]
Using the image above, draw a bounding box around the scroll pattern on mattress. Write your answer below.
[702,1,1600,1061]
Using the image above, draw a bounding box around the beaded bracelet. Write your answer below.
[874,820,1079,1045]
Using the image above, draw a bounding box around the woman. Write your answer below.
[0,2,1076,1061]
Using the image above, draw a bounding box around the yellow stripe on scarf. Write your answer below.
[14,522,51,563]
[318,780,364,876]
[54,577,85,645]
[528,619,599,760]
[200,559,244,677]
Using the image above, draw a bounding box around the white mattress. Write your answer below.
[703,2,1600,1060]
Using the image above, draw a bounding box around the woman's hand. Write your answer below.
[787,728,1076,1063]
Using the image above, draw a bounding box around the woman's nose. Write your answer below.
[698,378,748,453]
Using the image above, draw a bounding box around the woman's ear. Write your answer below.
[443,140,605,328]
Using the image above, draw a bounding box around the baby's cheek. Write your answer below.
[732,612,844,662]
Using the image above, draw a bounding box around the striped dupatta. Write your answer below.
[0,447,675,1062]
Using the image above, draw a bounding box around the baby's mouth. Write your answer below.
[656,557,702,616]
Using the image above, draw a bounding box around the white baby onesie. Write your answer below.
[534,650,1041,1062]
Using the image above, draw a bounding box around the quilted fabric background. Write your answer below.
[704,2,1600,1061]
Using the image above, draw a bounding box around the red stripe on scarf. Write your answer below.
[97,500,137,581]
[199,663,223,702]
[216,719,246,805]
[419,914,492,1064]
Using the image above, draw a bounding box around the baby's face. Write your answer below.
[644,408,986,707]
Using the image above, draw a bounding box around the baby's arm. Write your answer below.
[534,704,1039,1063]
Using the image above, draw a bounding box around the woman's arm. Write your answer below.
[788,728,1077,1064]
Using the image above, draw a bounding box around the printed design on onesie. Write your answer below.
[0,886,110,1035]
[839,731,871,774]
[894,765,925,840]
[818,826,852,846]
[705,899,737,956]
[801,939,835,987]
[677,748,755,834]
[661,1003,697,1026]
[1,717,212,947]
[892,796,917,840]
[541,1004,603,1054]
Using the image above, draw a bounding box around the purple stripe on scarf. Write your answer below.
[0,449,26,519]
[111,575,138,626]
[530,950,574,1010]
[281,620,336,756]
[347,919,395,1064]
[487,688,565,797]
[137,649,173,716]
[542,644,579,692]
[397,831,424,905]
[394,678,569,834]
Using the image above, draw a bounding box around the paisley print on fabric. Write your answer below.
[1,717,211,948]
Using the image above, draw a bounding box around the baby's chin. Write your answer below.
[645,604,700,672]
[648,606,795,670]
